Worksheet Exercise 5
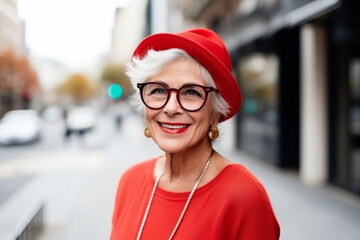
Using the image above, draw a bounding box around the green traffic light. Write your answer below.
[244,99,258,114]
[108,84,123,99]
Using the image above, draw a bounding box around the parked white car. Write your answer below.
[0,109,42,145]
[65,106,96,137]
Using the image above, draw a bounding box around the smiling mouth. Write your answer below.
[158,122,190,130]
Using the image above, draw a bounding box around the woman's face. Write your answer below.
[144,59,218,153]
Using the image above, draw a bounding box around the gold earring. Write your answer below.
[144,128,151,138]
[208,125,219,140]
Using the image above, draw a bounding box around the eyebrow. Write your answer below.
[147,80,203,88]
[153,81,169,87]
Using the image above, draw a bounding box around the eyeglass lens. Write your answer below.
[141,83,207,111]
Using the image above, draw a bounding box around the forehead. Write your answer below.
[148,59,206,87]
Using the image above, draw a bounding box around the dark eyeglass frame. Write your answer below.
[137,82,218,112]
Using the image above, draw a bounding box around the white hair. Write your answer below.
[127,48,229,117]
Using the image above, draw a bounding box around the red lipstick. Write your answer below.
[158,122,190,134]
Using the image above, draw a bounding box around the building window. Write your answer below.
[237,53,280,164]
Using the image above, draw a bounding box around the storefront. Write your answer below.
[179,0,359,195]
[233,28,300,168]
[328,0,360,195]
[221,0,360,195]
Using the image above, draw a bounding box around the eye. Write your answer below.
[150,87,167,95]
[185,89,201,96]
[144,83,168,96]
[181,86,205,98]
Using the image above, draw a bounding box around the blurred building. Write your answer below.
[168,0,360,196]
[109,0,148,64]
[0,0,28,116]
[0,0,23,53]
[30,57,69,103]
[110,0,198,65]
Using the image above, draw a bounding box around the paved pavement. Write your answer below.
[0,113,359,240]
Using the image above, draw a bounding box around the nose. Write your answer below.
[163,91,182,115]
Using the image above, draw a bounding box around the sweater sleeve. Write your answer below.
[110,167,132,234]
[110,158,157,240]
[234,167,280,240]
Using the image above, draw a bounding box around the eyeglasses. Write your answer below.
[137,82,217,112]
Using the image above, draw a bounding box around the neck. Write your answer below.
[162,139,213,185]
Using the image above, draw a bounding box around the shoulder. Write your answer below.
[215,164,280,238]
[220,164,265,189]
[122,157,157,176]
[114,157,158,203]
[119,157,158,184]
[216,163,273,206]
[111,157,159,230]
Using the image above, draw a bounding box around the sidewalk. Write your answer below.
[0,114,359,240]
[225,151,360,240]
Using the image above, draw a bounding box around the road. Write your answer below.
[0,111,118,205]
[0,118,65,162]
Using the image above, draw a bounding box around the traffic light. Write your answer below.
[108,83,123,99]
[244,98,258,114]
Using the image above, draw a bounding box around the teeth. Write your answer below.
[160,123,188,129]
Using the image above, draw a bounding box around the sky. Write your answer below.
[17,0,130,70]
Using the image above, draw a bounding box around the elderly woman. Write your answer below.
[110,28,280,240]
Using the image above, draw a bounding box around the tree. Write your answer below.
[0,49,40,114]
[101,64,133,98]
[0,50,40,92]
[60,73,95,102]
[61,73,95,102]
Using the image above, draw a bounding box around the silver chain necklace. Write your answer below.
[136,150,214,240]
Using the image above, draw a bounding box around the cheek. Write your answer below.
[201,102,218,125]
[145,109,158,128]
[193,121,210,139]
[192,111,214,134]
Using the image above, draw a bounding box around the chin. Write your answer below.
[154,139,189,153]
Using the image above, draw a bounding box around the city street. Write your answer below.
[0,115,64,205]
[0,110,103,205]
[0,111,359,240]
[1,1,360,240]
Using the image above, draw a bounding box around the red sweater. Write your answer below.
[110,158,280,240]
